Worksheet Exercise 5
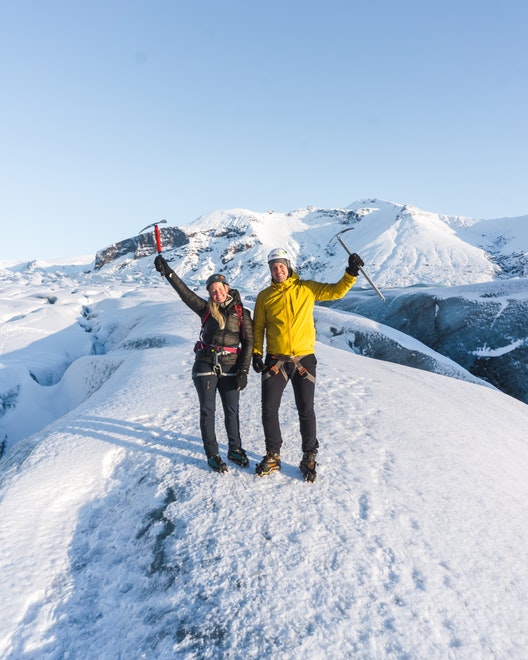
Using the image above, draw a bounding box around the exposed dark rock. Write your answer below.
[94,226,189,269]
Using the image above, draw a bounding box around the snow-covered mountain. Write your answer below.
[95,198,528,289]
[1,199,528,657]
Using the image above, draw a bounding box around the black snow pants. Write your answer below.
[193,361,242,459]
[261,353,318,455]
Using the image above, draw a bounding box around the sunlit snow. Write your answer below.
[1,201,528,657]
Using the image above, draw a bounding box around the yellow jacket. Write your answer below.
[253,270,357,357]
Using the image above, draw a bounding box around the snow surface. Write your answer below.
[1,259,528,658]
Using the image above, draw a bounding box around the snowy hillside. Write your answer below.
[1,269,528,658]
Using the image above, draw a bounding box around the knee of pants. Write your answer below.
[262,408,279,422]
[298,407,316,420]
[200,404,216,419]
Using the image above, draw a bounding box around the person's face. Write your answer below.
[270,261,289,283]
[208,282,229,303]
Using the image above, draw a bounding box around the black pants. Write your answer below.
[193,362,241,458]
[261,354,318,455]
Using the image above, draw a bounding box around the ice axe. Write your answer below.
[139,219,167,255]
[331,228,386,301]
[139,219,167,277]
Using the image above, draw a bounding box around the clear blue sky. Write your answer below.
[1,0,527,260]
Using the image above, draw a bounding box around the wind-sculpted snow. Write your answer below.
[0,269,189,454]
[2,200,528,655]
[2,253,528,655]
[1,294,528,657]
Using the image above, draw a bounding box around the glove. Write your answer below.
[234,371,248,391]
[346,253,364,276]
[154,255,169,276]
[252,354,265,373]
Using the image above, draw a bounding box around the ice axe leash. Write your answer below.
[332,228,386,301]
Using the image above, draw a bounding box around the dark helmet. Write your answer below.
[206,273,229,289]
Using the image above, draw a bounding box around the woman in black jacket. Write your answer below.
[155,255,253,473]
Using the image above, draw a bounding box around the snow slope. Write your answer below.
[1,277,528,658]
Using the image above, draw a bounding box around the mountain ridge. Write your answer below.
[94,198,528,290]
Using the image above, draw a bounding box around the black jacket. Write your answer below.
[164,266,253,373]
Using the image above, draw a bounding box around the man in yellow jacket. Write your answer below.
[252,247,364,481]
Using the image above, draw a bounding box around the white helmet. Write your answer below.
[267,247,291,268]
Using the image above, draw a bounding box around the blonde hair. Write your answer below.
[208,300,226,330]
[207,289,233,330]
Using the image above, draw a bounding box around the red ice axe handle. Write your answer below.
[154,224,162,254]
[138,219,167,276]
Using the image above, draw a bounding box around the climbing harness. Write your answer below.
[193,342,240,377]
[263,354,316,383]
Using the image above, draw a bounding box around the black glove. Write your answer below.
[154,255,169,276]
[234,371,248,391]
[346,253,364,277]
[252,354,265,373]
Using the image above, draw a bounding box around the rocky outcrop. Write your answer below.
[94,226,189,269]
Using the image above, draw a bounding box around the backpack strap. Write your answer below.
[234,304,245,339]
[200,308,211,328]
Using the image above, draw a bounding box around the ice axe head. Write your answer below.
[330,227,355,256]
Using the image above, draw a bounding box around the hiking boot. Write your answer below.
[255,451,281,476]
[207,455,228,473]
[227,447,249,467]
[299,450,317,482]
